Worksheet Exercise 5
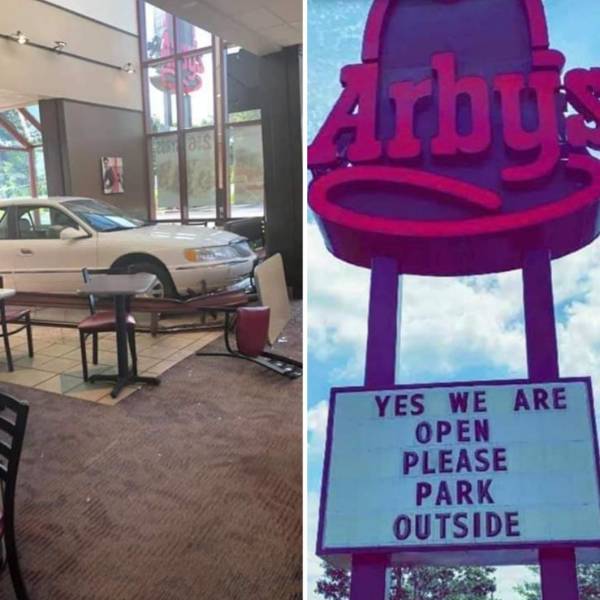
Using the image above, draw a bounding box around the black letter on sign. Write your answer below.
[514,389,530,411]
[506,512,521,537]
[375,395,390,417]
[415,422,433,444]
[449,391,469,413]
[394,515,411,541]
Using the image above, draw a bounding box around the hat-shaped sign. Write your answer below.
[308,0,600,276]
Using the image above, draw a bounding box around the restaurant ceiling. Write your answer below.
[147,0,302,55]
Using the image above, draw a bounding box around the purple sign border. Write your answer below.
[317,376,600,559]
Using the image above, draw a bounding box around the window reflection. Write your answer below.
[177,19,212,52]
[187,131,216,219]
[228,124,264,218]
[145,3,174,59]
[148,61,178,132]
[181,53,214,128]
[142,3,266,221]
[151,135,181,220]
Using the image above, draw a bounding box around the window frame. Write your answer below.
[137,1,264,224]
[15,205,80,240]
[0,107,43,199]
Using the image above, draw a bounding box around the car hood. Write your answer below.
[100,223,245,247]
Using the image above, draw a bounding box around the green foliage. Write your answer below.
[316,562,497,600]
[0,150,31,199]
[579,565,600,600]
[316,561,351,600]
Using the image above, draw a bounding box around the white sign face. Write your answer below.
[319,378,600,565]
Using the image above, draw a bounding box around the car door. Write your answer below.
[13,204,97,293]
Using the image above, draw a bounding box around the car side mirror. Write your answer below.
[60,226,88,240]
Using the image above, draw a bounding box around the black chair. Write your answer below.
[78,268,137,381]
[0,392,30,600]
[0,277,34,373]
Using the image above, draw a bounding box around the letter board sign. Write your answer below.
[318,378,600,567]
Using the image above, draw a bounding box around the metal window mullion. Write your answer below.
[214,36,228,222]
[28,149,38,198]
[137,0,156,220]
[18,108,42,132]
[175,56,189,223]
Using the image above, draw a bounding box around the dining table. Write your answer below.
[78,273,161,398]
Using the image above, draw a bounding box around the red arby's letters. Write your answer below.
[566,68,600,150]
[307,63,382,167]
[494,70,561,184]
[430,53,491,157]
[308,0,600,276]
[388,79,432,160]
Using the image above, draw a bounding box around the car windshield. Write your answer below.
[62,199,147,232]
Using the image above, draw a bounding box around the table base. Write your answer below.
[89,373,161,398]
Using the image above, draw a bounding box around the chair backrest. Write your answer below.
[0,392,29,520]
[81,268,97,314]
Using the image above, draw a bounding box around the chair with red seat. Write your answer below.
[0,392,30,600]
[196,306,302,379]
[78,268,138,381]
[0,277,33,373]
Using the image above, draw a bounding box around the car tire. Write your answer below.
[125,261,176,299]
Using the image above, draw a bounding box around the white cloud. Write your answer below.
[308,220,600,388]
[495,566,537,600]
[307,222,526,381]
[307,399,329,459]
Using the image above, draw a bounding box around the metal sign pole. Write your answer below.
[350,257,399,600]
[522,250,579,600]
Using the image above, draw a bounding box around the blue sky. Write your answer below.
[306,1,600,598]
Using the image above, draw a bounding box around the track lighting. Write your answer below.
[11,31,28,45]
[3,30,135,73]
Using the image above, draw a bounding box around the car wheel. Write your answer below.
[125,262,176,299]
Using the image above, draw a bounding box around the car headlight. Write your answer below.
[232,240,254,257]
[184,246,240,262]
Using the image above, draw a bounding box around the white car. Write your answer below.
[0,197,257,298]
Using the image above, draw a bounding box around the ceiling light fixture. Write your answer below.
[122,62,136,74]
[11,31,28,45]
[53,40,67,52]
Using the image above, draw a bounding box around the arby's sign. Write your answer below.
[308,0,600,276]
[311,0,600,577]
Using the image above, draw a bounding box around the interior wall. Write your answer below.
[260,45,303,297]
[40,99,150,219]
[0,0,141,110]
[41,0,138,35]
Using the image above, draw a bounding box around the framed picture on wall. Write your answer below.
[101,157,124,194]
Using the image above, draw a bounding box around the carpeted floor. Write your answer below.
[0,303,302,600]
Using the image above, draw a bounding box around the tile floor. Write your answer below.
[0,325,221,406]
